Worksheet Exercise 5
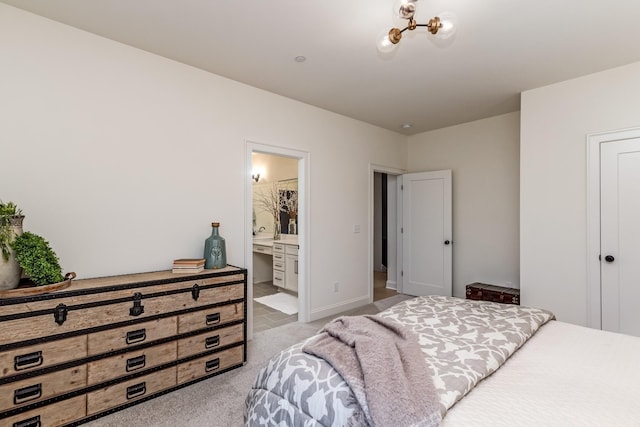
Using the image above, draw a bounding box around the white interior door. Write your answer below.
[402,170,452,296]
[601,137,640,336]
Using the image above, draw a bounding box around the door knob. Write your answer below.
[604,255,615,263]
[444,240,450,245]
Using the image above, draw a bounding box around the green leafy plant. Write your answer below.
[0,200,23,261]
[11,232,64,286]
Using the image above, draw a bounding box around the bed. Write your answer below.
[245,295,640,426]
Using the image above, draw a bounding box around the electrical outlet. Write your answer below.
[333,282,339,292]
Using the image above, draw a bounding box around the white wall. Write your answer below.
[407,112,521,298]
[251,153,297,184]
[0,5,407,319]
[520,61,640,325]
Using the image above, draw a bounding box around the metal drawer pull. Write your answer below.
[206,313,221,325]
[294,260,298,274]
[13,416,41,427]
[125,355,146,372]
[53,303,68,326]
[191,284,200,301]
[205,358,220,372]
[126,382,146,400]
[14,384,42,405]
[126,329,147,345]
[14,351,43,371]
[129,292,145,317]
[205,335,220,349]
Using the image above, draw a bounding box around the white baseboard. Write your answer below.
[386,280,397,290]
[307,296,370,322]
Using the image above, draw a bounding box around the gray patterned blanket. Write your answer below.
[245,296,554,426]
[302,315,441,427]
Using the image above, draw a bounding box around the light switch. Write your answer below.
[353,224,361,233]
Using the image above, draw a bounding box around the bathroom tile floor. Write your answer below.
[253,281,298,333]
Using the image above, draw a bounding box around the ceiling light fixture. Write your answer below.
[377,0,457,53]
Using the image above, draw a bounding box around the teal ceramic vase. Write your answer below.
[203,222,227,269]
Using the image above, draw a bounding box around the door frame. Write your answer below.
[369,164,406,302]
[586,127,640,330]
[245,141,310,340]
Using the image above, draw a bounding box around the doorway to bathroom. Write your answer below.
[251,152,298,333]
[245,142,309,339]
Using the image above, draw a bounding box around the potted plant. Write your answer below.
[0,201,24,290]
[11,232,66,286]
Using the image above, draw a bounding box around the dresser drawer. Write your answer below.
[272,252,285,262]
[178,302,244,334]
[177,345,244,385]
[175,282,244,310]
[2,395,85,427]
[285,245,299,255]
[86,366,176,416]
[0,365,86,411]
[177,323,244,359]
[87,341,177,385]
[87,317,177,356]
[0,335,86,379]
[272,243,285,253]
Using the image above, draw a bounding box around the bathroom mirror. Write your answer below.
[253,179,298,235]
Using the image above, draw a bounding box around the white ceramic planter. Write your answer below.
[0,216,24,291]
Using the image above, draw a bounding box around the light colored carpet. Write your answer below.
[254,292,298,315]
[84,294,413,427]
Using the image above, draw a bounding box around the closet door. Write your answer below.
[401,170,452,297]
[600,137,640,336]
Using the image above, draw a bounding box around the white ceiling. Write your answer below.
[4,0,640,135]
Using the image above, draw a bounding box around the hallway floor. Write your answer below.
[374,271,397,301]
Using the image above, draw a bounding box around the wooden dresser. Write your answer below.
[0,266,247,426]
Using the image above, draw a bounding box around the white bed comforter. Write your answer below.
[245,296,554,426]
[442,320,640,426]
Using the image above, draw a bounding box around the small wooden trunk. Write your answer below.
[466,282,520,305]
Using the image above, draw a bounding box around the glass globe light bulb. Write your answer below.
[376,29,399,53]
[392,0,417,20]
[434,11,457,40]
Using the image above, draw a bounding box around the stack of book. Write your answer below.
[172,258,205,274]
